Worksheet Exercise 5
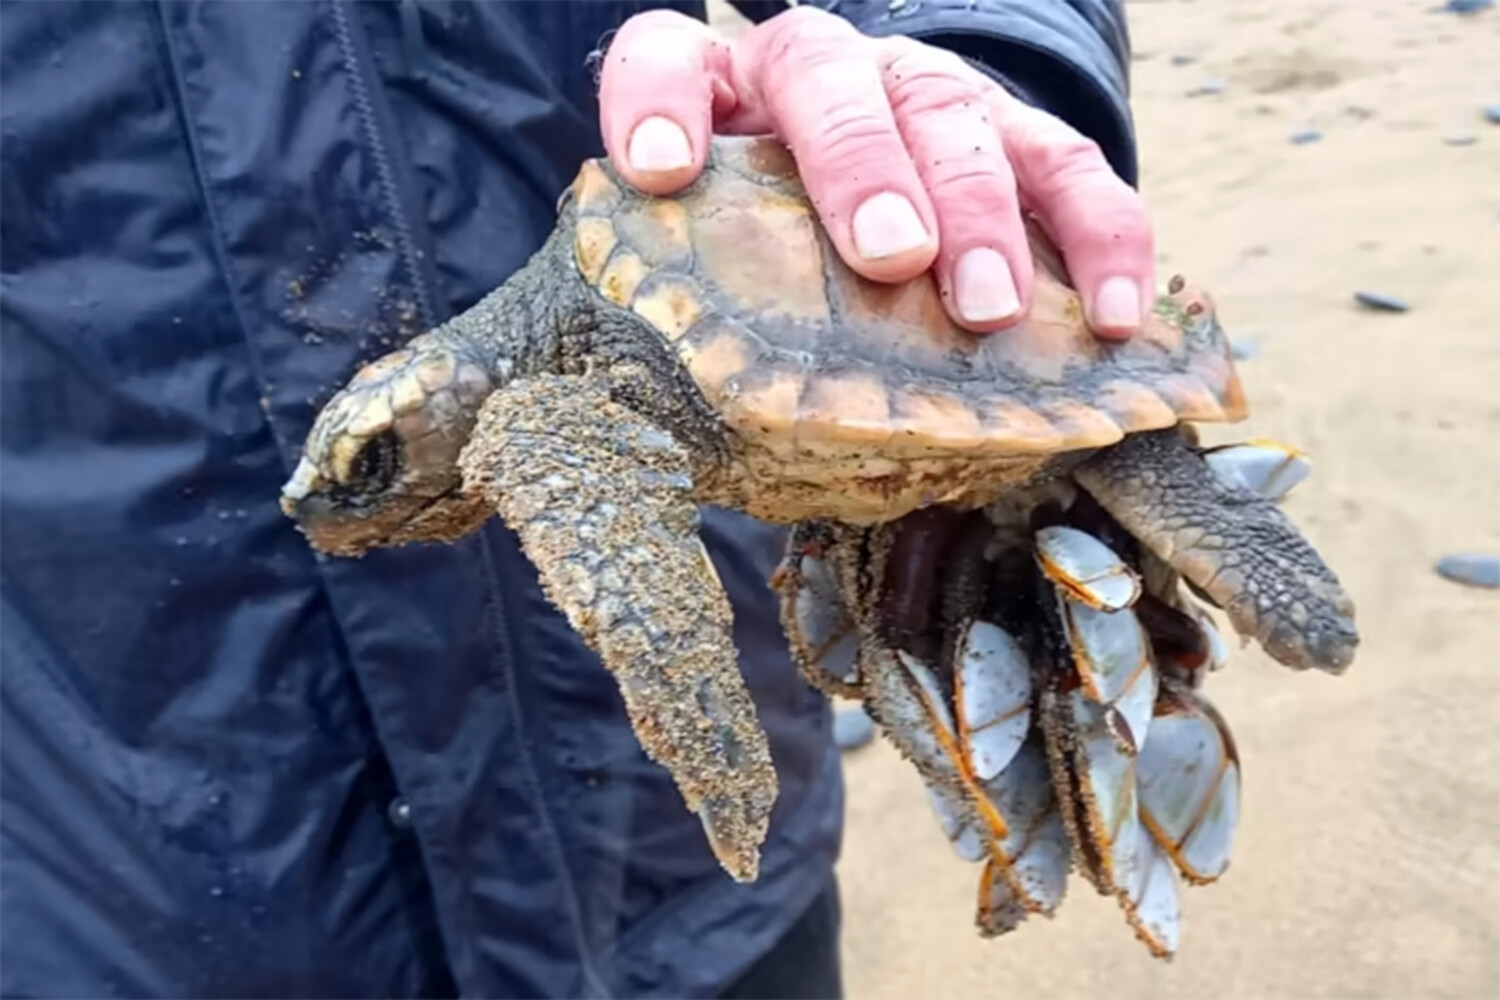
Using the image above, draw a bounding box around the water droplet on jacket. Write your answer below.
[209,885,224,898]
[388,797,412,828]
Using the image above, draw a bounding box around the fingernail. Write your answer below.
[1093,276,1143,330]
[852,192,930,260]
[954,247,1021,324]
[627,115,693,173]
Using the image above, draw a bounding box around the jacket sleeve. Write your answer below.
[726,0,1139,188]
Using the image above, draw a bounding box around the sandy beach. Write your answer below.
[711,0,1500,996]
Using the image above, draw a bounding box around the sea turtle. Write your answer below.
[280,134,1359,886]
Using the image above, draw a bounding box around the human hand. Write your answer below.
[597,6,1153,340]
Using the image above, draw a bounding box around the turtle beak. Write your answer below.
[279,457,323,519]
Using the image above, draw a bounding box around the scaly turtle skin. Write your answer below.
[280,135,1358,884]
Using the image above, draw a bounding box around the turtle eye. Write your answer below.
[347,429,403,493]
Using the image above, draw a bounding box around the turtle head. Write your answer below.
[280,343,497,557]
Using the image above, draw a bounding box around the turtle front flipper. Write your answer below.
[1072,429,1358,675]
[456,373,778,883]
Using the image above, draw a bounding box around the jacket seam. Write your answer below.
[327,0,438,330]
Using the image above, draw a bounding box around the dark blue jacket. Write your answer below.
[0,2,1135,996]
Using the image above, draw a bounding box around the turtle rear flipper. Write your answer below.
[456,373,778,882]
[1073,429,1358,674]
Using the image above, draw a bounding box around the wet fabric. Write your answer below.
[0,1,1135,996]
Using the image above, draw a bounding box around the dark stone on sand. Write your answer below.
[1435,553,1500,589]
[1354,291,1410,312]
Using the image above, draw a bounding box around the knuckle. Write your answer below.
[1030,130,1108,188]
[921,155,1016,209]
[882,50,985,117]
[928,174,1022,248]
[883,39,972,81]
[806,109,905,178]
[757,6,864,74]
[1020,127,1123,210]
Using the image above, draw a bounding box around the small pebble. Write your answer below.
[1230,337,1261,361]
[1170,53,1198,66]
[1445,132,1479,146]
[1289,129,1323,145]
[1485,105,1500,124]
[1443,0,1494,12]
[1435,553,1500,589]
[1187,77,1228,97]
[834,705,877,752]
[1354,291,1410,312]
